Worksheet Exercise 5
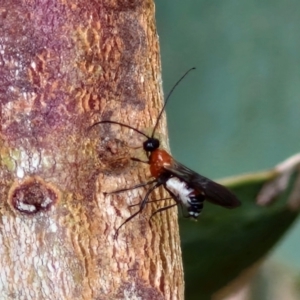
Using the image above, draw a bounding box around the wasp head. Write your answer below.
[143,138,160,152]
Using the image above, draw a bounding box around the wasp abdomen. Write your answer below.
[187,195,204,219]
[165,177,205,219]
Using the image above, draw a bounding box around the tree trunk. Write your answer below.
[0,1,184,299]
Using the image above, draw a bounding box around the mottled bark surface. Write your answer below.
[0,1,183,299]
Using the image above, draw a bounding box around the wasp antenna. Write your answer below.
[89,120,150,139]
[151,67,196,138]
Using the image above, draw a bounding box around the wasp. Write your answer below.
[91,68,241,237]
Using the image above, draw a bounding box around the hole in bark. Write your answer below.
[10,178,58,214]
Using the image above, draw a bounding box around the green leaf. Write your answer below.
[180,170,299,299]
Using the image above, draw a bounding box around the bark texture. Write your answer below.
[0,1,184,299]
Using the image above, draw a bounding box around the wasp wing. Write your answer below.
[163,160,240,208]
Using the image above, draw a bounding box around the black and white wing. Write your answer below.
[163,160,241,209]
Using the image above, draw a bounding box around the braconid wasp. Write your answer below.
[91,68,241,238]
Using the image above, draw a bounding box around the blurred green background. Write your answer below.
[156,0,300,283]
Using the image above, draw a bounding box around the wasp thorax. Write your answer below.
[143,138,160,152]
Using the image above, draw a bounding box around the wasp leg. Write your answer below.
[105,179,157,195]
[131,157,149,164]
[148,197,187,220]
[129,197,172,208]
[149,203,178,221]
[178,204,189,218]
[114,182,161,239]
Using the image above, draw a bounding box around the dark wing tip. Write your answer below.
[204,180,241,209]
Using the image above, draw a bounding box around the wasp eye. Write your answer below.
[143,138,160,152]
